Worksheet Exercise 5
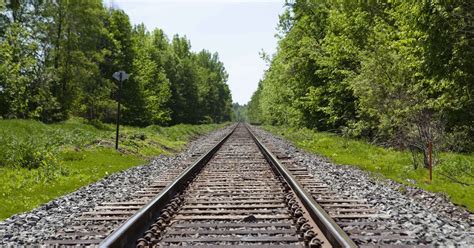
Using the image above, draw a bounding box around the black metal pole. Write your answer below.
[115,74,122,150]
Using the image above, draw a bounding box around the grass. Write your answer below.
[0,149,144,218]
[0,118,227,220]
[263,125,474,212]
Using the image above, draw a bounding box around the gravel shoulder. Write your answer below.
[251,125,473,247]
[2,124,472,246]
[0,125,233,245]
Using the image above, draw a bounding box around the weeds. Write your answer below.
[436,156,474,186]
[0,118,226,220]
[263,125,474,211]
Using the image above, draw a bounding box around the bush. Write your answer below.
[0,128,67,182]
[35,151,68,182]
[88,119,112,131]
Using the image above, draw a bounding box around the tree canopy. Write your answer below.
[248,0,474,154]
[0,1,233,126]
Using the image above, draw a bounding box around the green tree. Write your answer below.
[103,9,147,125]
[0,1,58,120]
[129,26,172,125]
[42,0,110,121]
[168,35,200,124]
[0,24,36,118]
[0,1,232,126]
[249,0,474,154]
[195,50,232,123]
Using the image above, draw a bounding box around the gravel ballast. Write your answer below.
[1,123,472,246]
[250,125,473,246]
[0,125,233,245]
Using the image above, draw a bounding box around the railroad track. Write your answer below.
[97,123,355,247]
[44,123,397,247]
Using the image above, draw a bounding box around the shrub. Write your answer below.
[0,131,67,181]
[88,119,112,131]
[34,152,68,182]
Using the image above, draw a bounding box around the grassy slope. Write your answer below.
[263,126,474,211]
[0,118,226,220]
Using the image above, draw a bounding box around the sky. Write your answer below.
[105,0,286,104]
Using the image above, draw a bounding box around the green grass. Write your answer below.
[0,149,144,218]
[263,125,474,212]
[0,118,227,220]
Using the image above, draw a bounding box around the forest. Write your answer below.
[0,0,233,126]
[248,1,474,163]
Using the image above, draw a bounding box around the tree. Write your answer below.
[248,0,474,155]
[42,0,111,121]
[232,103,248,122]
[0,1,59,121]
[168,35,200,124]
[0,1,232,126]
[129,26,172,126]
[195,50,232,123]
[247,81,263,124]
[103,9,147,125]
[0,23,37,118]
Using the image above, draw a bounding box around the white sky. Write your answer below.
[105,0,285,104]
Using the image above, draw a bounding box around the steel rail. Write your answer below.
[245,124,357,248]
[99,124,237,248]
